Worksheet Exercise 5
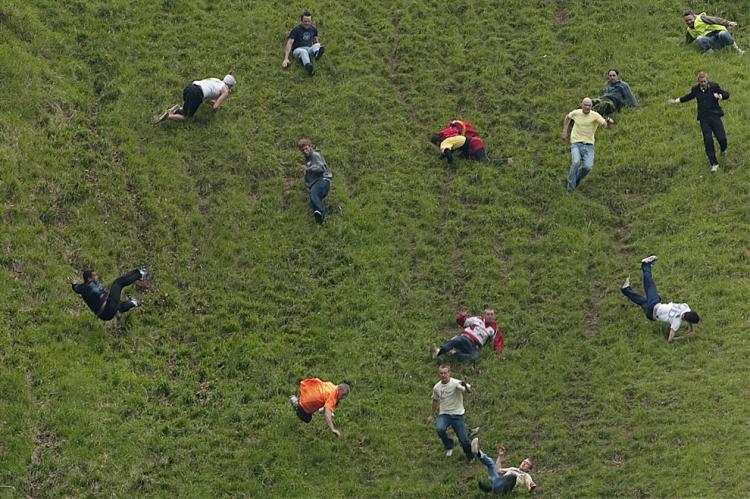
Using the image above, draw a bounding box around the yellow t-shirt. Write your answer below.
[440,135,466,152]
[567,109,606,144]
[299,378,339,413]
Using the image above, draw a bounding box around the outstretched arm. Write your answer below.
[282,38,294,67]
[325,408,340,437]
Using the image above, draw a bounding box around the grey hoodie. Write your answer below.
[303,149,333,189]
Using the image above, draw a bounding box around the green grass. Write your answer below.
[1,0,749,496]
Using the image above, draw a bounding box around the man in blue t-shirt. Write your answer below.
[282,11,325,76]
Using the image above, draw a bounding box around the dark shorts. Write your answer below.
[180,84,204,118]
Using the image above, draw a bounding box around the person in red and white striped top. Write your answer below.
[432,308,506,362]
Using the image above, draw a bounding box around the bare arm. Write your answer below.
[427,399,439,423]
[667,328,677,343]
[562,116,571,141]
[325,408,340,437]
[282,38,294,67]
[211,86,230,110]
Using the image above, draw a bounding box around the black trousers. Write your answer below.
[699,115,727,165]
[180,84,204,118]
[295,405,313,423]
[98,269,142,321]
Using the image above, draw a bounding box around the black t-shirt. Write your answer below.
[289,24,318,50]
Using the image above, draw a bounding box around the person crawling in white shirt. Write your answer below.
[621,255,700,343]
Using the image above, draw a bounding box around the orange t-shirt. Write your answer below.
[299,378,339,414]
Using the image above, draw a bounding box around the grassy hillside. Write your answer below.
[1,0,749,496]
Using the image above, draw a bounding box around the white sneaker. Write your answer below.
[129,297,142,307]
[445,449,454,457]
[710,164,719,172]
[622,276,630,289]
[641,255,658,264]
[289,395,299,409]
[138,266,150,279]
[471,437,480,457]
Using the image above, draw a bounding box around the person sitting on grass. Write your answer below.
[620,255,700,343]
[156,74,236,123]
[592,69,640,116]
[68,266,148,321]
[290,378,350,437]
[471,437,537,494]
[432,308,505,361]
[298,138,333,224]
[282,11,325,76]
[682,10,744,54]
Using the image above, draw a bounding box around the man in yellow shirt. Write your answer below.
[562,97,613,192]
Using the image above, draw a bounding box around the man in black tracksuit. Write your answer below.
[68,267,148,321]
[670,71,730,172]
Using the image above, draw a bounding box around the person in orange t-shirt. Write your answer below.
[290,378,350,437]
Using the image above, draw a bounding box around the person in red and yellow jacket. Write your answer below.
[682,10,744,53]
[289,378,350,437]
[431,121,512,164]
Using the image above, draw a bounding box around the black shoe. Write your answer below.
[305,63,314,76]
[315,46,325,60]
[441,149,453,164]
[313,210,324,224]
[478,480,493,493]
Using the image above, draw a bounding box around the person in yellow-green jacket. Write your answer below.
[683,10,744,54]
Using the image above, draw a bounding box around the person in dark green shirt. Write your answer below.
[592,69,639,116]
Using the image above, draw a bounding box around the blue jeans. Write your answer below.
[621,262,660,320]
[696,31,735,51]
[479,451,517,493]
[438,335,480,361]
[309,179,330,220]
[293,43,322,65]
[436,414,473,461]
[567,143,595,191]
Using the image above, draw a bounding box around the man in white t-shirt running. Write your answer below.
[621,255,700,343]
[157,74,236,123]
[427,365,475,462]
[562,97,613,192]
[470,438,536,494]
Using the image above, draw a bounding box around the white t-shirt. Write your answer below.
[503,467,536,490]
[432,378,466,415]
[463,316,495,346]
[193,78,225,99]
[653,302,691,331]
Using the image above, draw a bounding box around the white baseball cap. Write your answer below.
[223,74,236,87]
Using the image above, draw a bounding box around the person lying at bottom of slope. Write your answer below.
[471,437,536,494]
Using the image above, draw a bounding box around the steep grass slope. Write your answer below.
[1,0,748,496]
